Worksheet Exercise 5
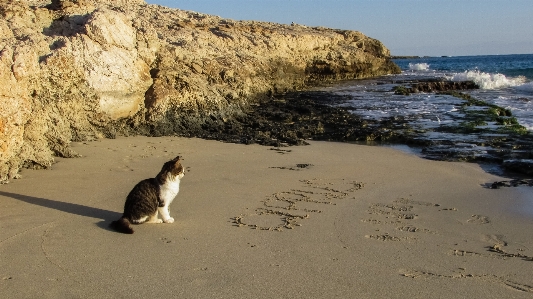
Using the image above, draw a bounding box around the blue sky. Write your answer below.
[145,0,533,57]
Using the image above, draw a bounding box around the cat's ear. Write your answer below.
[172,156,181,163]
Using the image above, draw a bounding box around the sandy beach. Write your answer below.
[1,136,532,298]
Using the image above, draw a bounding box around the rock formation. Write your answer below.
[0,0,400,182]
[393,80,479,95]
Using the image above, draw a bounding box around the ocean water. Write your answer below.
[394,54,533,131]
[325,54,533,131]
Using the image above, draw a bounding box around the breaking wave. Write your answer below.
[408,63,430,71]
[450,70,527,90]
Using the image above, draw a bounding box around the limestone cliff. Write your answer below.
[0,0,400,182]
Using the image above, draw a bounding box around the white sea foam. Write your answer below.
[408,63,430,71]
[450,70,526,90]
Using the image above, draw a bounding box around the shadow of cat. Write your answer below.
[0,191,121,232]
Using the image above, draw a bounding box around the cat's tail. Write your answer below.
[110,217,134,234]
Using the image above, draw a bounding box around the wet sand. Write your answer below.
[1,136,532,298]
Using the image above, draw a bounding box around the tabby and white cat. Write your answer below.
[111,156,185,234]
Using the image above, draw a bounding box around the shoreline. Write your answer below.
[1,136,532,298]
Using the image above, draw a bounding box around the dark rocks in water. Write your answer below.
[393,80,479,95]
[490,179,533,189]
[502,159,533,176]
[421,144,498,162]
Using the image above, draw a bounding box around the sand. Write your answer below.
[1,136,532,298]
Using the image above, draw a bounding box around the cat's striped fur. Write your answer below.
[110,156,185,234]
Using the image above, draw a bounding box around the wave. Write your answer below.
[503,68,533,80]
[408,63,430,71]
[450,70,527,90]
[514,81,533,93]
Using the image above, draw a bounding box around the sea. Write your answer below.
[393,54,533,131]
[326,54,533,131]
[319,54,533,175]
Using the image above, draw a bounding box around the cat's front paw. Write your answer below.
[164,217,174,224]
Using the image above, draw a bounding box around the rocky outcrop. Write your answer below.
[0,0,400,182]
[393,80,479,95]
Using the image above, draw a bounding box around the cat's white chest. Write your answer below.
[159,177,180,206]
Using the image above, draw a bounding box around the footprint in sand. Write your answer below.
[113,165,135,172]
[269,148,292,154]
[482,234,507,245]
[467,214,490,224]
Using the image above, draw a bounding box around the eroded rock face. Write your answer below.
[0,0,400,182]
[79,9,152,119]
[0,45,32,180]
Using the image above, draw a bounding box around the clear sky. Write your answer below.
[145,0,533,57]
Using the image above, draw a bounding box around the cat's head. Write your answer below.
[161,156,185,180]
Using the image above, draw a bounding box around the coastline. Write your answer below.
[1,136,532,298]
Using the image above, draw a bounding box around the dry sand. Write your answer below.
[1,136,532,298]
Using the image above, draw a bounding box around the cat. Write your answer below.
[110,156,185,234]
